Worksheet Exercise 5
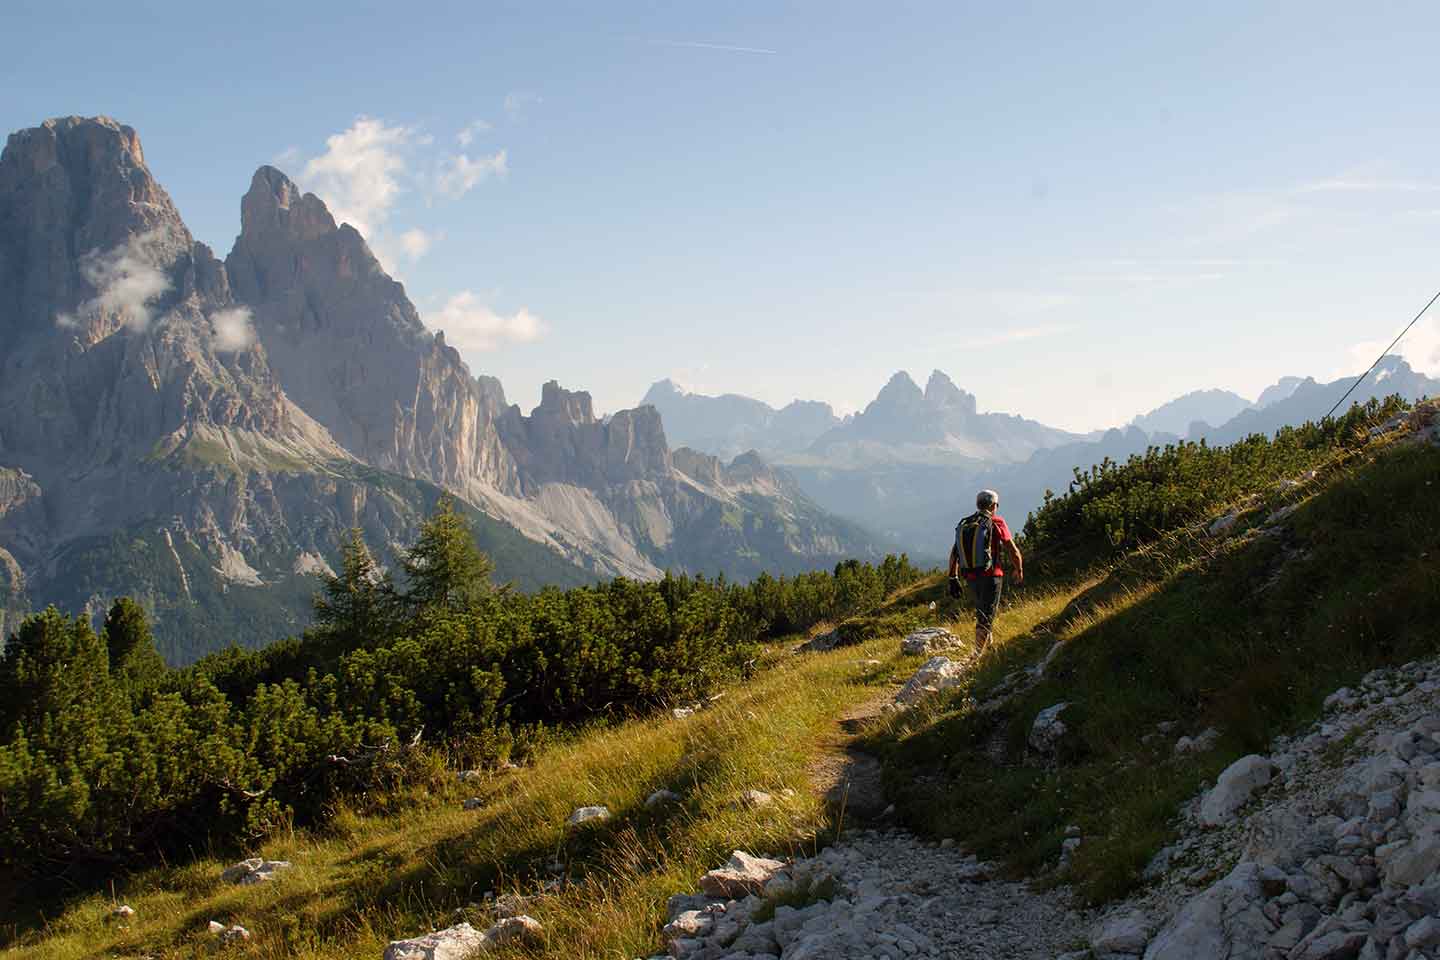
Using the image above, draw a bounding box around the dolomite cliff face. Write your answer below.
[0,117,876,658]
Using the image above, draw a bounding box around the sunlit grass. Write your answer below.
[6,626,923,960]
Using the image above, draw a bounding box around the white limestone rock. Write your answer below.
[383,923,486,960]
[1029,702,1071,754]
[895,656,966,705]
[699,851,787,898]
[1199,755,1275,826]
[900,627,958,656]
[1091,907,1153,955]
[565,805,610,827]
[220,857,292,885]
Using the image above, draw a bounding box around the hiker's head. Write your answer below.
[976,489,999,513]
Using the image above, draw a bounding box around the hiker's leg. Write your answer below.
[969,577,996,652]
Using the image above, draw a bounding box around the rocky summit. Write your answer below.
[0,116,877,659]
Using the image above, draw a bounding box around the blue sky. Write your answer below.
[7,1,1440,431]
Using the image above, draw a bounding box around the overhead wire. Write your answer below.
[1324,286,1440,421]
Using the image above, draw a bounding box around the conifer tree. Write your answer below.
[103,598,166,694]
[314,529,396,649]
[400,497,494,621]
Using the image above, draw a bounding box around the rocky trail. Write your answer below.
[650,621,1440,960]
[648,628,1094,960]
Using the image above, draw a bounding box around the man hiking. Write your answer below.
[948,488,1023,652]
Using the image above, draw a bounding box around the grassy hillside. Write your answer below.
[0,624,923,958]
[5,400,1434,959]
[862,404,1440,903]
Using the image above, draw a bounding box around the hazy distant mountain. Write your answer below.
[1199,356,1439,447]
[1131,388,1253,438]
[0,116,880,659]
[1255,376,1306,409]
[805,370,1082,466]
[639,379,843,460]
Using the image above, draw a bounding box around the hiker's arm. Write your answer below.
[948,545,959,579]
[1006,539,1024,584]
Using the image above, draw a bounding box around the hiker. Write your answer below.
[948,488,1023,652]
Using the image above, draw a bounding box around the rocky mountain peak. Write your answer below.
[239,166,337,243]
[924,370,978,416]
[0,116,195,338]
[872,371,925,410]
[536,381,597,425]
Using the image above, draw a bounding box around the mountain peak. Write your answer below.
[642,378,686,403]
[875,371,923,405]
[240,165,336,242]
[536,380,596,424]
[924,370,977,415]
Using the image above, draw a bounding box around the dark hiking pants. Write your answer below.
[969,575,1003,632]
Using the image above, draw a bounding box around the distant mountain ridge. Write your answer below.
[639,379,845,461]
[1130,388,1253,438]
[0,116,878,659]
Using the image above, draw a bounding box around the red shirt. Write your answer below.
[958,513,1012,581]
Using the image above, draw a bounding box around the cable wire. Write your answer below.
[1324,286,1440,421]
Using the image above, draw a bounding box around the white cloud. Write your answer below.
[1294,177,1440,195]
[210,306,256,352]
[56,230,172,332]
[302,116,417,238]
[435,149,508,198]
[397,228,433,262]
[1347,315,1440,378]
[457,120,492,147]
[432,291,546,351]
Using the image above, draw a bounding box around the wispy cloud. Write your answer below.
[432,291,546,351]
[1293,177,1440,194]
[654,39,779,55]
[56,230,172,332]
[397,228,434,262]
[456,120,492,147]
[1346,315,1440,378]
[209,306,256,352]
[302,116,417,239]
[435,149,508,198]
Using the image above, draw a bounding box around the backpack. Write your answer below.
[955,512,997,575]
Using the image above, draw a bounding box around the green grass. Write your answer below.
[1,623,926,959]
[861,436,1440,904]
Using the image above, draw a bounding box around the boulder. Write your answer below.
[645,789,680,809]
[1143,862,1277,960]
[111,905,135,919]
[384,923,486,960]
[1208,509,1242,537]
[1029,702,1071,754]
[900,627,958,656]
[739,789,774,809]
[483,915,543,948]
[1199,755,1275,826]
[1174,727,1221,755]
[895,657,966,705]
[565,805,610,827]
[1380,829,1440,886]
[220,858,292,885]
[699,851,788,898]
[1091,907,1152,955]
[462,797,483,811]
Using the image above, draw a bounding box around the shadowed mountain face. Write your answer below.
[0,117,878,658]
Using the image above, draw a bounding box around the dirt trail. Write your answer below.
[808,694,892,820]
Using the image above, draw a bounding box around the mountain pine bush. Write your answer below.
[0,501,920,885]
